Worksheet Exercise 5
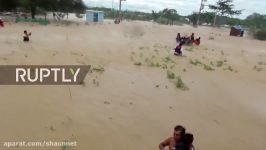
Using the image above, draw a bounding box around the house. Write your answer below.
[85,10,104,23]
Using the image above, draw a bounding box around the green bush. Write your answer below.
[175,76,189,90]
[167,70,175,79]
[254,29,266,40]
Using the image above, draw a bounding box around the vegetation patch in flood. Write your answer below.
[134,62,142,66]
[175,76,189,91]
[167,70,175,79]
[92,66,105,73]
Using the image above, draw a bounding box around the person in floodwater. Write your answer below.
[174,43,183,56]
[159,125,186,150]
[176,33,181,42]
[23,30,31,42]
[184,133,195,150]
[190,33,195,42]
[176,133,195,150]
[194,36,200,46]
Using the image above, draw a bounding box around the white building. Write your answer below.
[85,10,104,23]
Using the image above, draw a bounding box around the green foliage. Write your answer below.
[216,61,224,67]
[204,64,215,71]
[0,0,18,11]
[92,66,105,73]
[16,17,49,25]
[254,28,266,40]
[167,70,175,79]
[190,59,202,66]
[134,62,142,66]
[209,0,242,16]
[185,47,194,52]
[245,13,266,28]
[93,7,185,25]
[0,0,87,19]
[187,12,198,26]
[175,76,189,90]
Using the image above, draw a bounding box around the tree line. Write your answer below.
[0,0,87,19]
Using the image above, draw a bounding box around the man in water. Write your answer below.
[23,30,31,42]
[190,33,195,42]
[174,43,183,56]
[159,125,186,150]
[176,33,181,43]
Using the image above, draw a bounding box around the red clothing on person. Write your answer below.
[194,39,200,46]
[0,19,4,27]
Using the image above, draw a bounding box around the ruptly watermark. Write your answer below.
[0,65,90,85]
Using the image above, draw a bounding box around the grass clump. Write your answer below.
[164,56,172,63]
[161,64,167,69]
[204,64,215,71]
[175,76,189,90]
[227,66,233,72]
[156,62,161,68]
[92,66,105,73]
[167,70,175,79]
[190,59,202,66]
[185,47,194,52]
[139,46,145,50]
[253,66,263,72]
[216,61,224,67]
[258,61,264,65]
[134,62,142,66]
[254,29,266,41]
[61,144,71,150]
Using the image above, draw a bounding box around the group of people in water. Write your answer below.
[159,125,195,150]
[174,33,201,56]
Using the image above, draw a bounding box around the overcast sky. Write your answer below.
[84,0,266,19]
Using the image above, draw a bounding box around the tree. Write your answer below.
[0,0,19,11]
[151,10,160,22]
[245,13,266,28]
[209,0,242,26]
[0,0,87,19]
[162,8,178,25]
[188,12,198,26]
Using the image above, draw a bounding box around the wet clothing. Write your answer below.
[23,32,31,42]
[176,34,181,42]
[190,34,195,41]
[176,142,195,150]
[174,45,182,56]
[194,38,200,46]
[23,36,29,42]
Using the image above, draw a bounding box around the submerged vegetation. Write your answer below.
[175,76,189,91]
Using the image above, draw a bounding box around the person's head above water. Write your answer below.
[184,133,194,145]
[173,125,186,142]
